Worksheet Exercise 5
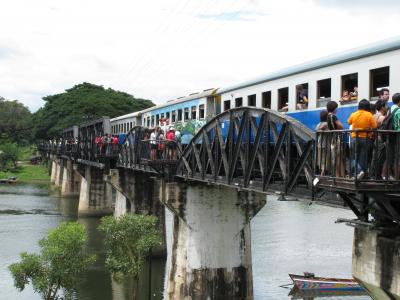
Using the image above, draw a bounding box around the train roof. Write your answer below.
[110,111,140,122]
[139,88,218,114]
[218,36,400,94]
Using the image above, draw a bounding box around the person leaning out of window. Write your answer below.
[347,99,377,179]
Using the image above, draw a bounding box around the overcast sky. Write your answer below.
[1,0,399,112]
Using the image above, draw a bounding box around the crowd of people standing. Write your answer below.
[316,88,400,180]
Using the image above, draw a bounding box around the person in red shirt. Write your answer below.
[166,127,176,159]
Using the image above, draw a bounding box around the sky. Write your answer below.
[0,0,399,112]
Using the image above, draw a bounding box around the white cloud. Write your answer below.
[0,0,399,111]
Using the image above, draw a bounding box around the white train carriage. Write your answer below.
[110,111,141,135]
[217,36,400,130]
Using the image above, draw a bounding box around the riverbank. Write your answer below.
[0,163,49,182]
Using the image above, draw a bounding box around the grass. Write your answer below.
[0,164,50,182]
[0,144,50,182]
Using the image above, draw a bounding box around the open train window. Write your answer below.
[184,108,189,120]
[166,112,170,120]
[341,73,358,104]
[370,66,389,100]
[296,83,308,110]
[172,111,176,123]
[248,94,256,106]
[147,117,150,127]
[151,116,155,127]
[224,100,231,111]
[199,104,205,119]
[177,109,182,121]
[262,91,271,109]
[317,78,331,107]
[235,97,243,107]
[278,87,289,111]
[191,106,197,119]
[156,114,160,125]
[130,122,133,130]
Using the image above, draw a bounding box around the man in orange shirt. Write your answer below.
[347,99,377,179]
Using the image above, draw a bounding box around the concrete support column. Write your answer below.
[50,160,57,184]
[352,226,400,299]
[78,166,113,217]
[107,169,167,257]
[162,183,266,300]
[54,160,64,187]
[61,160,80,196]
[114,190,127,218]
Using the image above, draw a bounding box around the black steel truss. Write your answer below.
[176,107,315,195]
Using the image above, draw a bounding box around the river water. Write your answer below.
[0,183,371,300]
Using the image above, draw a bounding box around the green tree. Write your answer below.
[9,222,96,300]
[0,142,19,171]
[33,82,154,140]
[0,97,32,144]
[98,214,161,280]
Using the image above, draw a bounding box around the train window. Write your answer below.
[341,73,358,104]
[191,106,197,119]
[199,104,205,119]
[317,79,331,107]
[123,123,126,133]
[147,117,150,127]
[262,91,271,109]
[130,122,133,130]
[184,108,189,120]
[172,111,176,122]
[370,66,389,99]
[178,109,182,121]
[296,83,308,110]
[224,100,231,111]
[156,114,160,125]
[235,97,243,107]
[278,87,289,111]
[166,112,170,120]
[248,94,256,106]
[151,116,155,127]
[161,113,164,119]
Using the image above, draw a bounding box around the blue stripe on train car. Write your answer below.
[287,105,358,131]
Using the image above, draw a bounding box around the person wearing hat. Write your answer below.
[166,127,176,159]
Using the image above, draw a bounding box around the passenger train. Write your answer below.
[110,36,400,140]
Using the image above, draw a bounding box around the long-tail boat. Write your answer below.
[289,273,364,291]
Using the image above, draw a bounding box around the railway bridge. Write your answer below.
[39,107,400,300]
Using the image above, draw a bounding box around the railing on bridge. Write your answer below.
[314,129,400,191]
[314,129,400,224]
[117,126,181,175]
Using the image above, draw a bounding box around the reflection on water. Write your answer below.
[0,183,372,299]
[288,287,368,299]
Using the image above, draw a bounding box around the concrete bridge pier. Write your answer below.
[353,226,400,299]
[107,169,167,257]
[61,161,81,196]
[162,183,267,300]
[50,159,58,184]
[78,166,113,217]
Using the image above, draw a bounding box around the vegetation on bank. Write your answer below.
[0,145,49,182]
[0,164,49,182]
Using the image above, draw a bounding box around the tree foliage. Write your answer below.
[0,142,19,171]
[0,97,32,144]
[98,214,161,280]
[9,222,96,300]
[33,82,154,140]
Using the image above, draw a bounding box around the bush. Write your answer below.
[99,214,161,280]
[9,222,96,300]
[0,143,19,171]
